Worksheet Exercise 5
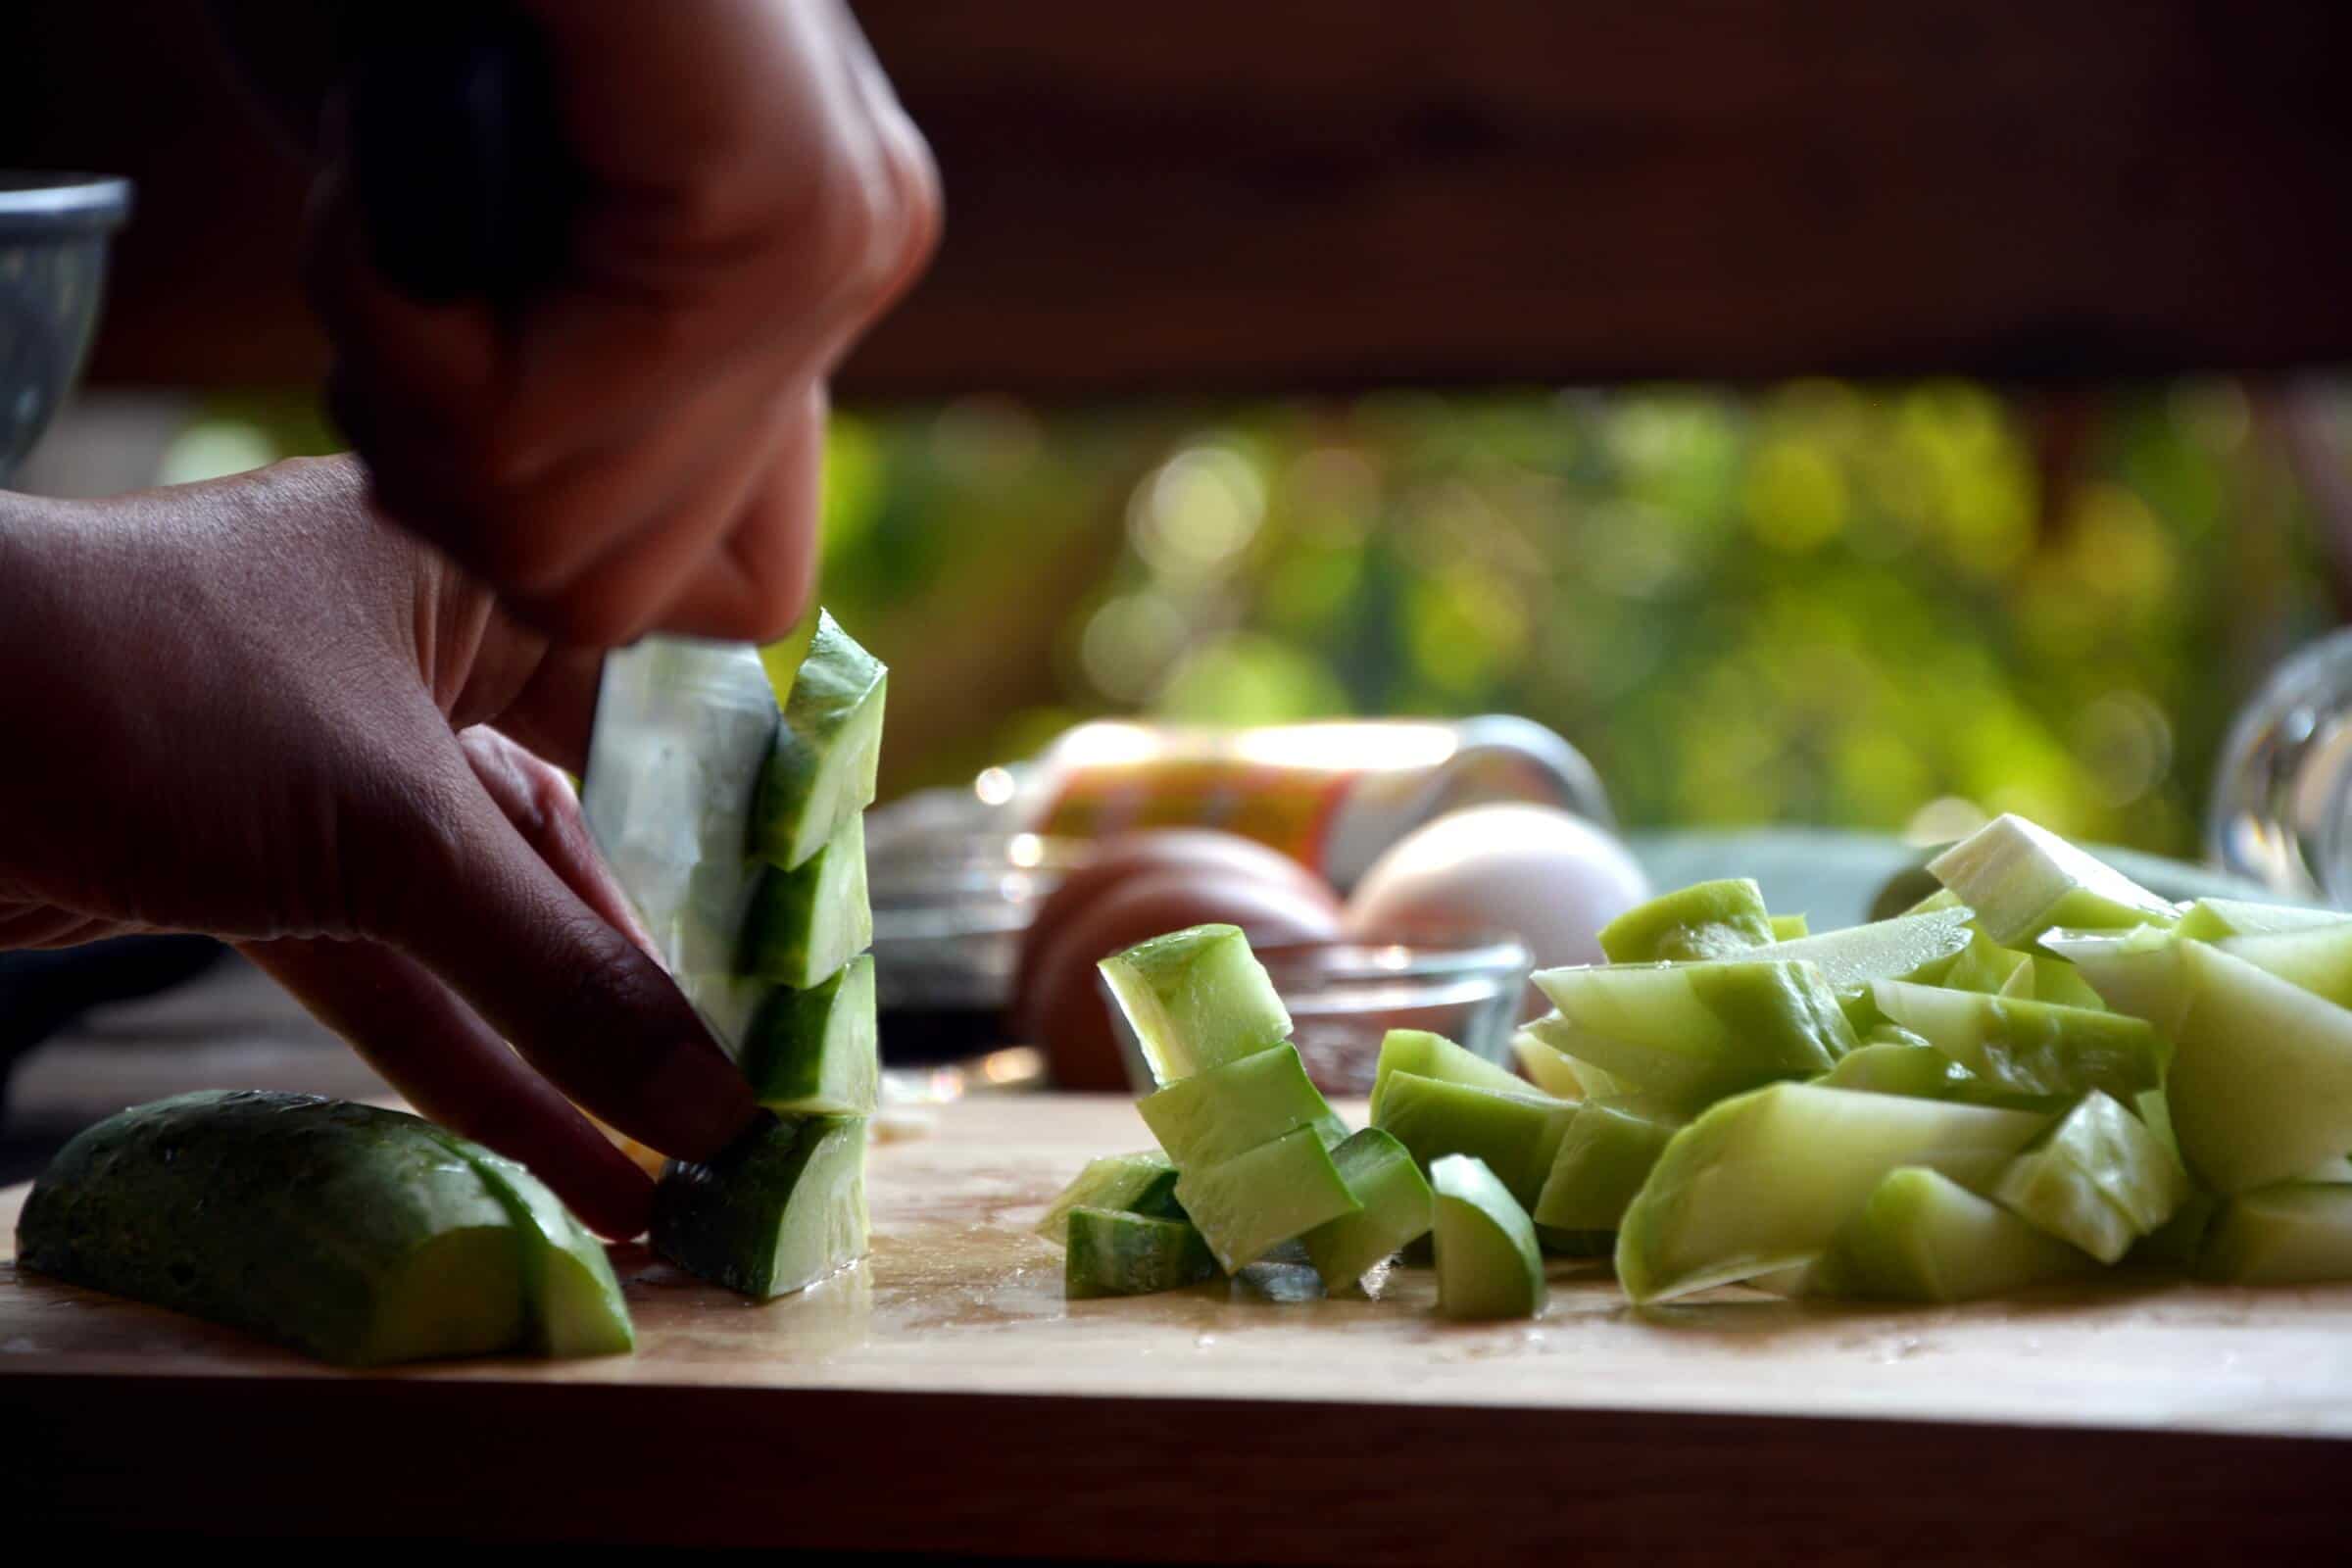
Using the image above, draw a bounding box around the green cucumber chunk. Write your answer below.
[1035,1152,1183,1245]
[2144,940,2352,1193]
[749,610,888,870]
[1990,1092,2188,1263]
[2172,896,2348,944]
[2131,1191,2221,1270]
[2212,923,2352,1009]
[1371,1070,1578,1209]
[1809,1166,2097,1302]
[652,1113,868,1298]
[17,1091,530,1366]
[2039,925,2189,1039]
[1064,1207,1220,1298]
[2197,1184,2352,1284]
[1740,906,1977,995]
[1597,878,1774,963]
[1535,1226,1616,1258]
[1941,931,2034,996]
[1432,1155,1545,1320]
[1141,1043,1347,1170]
[1512,1016,1632,1101]
[1926,813,2179,947]
[1171,1125,1360,1272]
[1300,1129,1436,1292]
[1369,1027,1533,1120]
[1870,981,2165,1103]
[1100,923,1293,1086]
[1614,1083,2049,1303]
[1815,1037,1972,1101]
[1532,959,1856,1113]
[736,812,872,988]
[738,954,880,1114]
[1533,1099,1684,1232]
[439,1139,634,1358]
[1770,913,1810,941]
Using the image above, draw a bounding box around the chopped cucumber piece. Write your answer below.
[1035,1152,1183,1245]
[1740,906,1977,994]
[1513,1014,1633,1100]
[16,1092,539,1367]
[1871,981,2165,1103]
[1597,878,1774,963]
[1099,924,1293,1086]
[583,640,780,1003]
[1927,813,2179,947]
[652,1114,868,1298]
[2172,896,2348,944]
[444,1139,635,1358]
[749,611,887,870]
[1991,1092,2188,1263]
[1171,1126,1360,1271]
[1369,1027,1532,1120]
[1815,1038,1971,1101]
[2197,1184,2352,1284]
[737,955,879,1114]
[1770,913,1810,941]
[1809,1167,2096,1303]
[1431,1155,1545,1320]
[1064,1206,1220,1298]
[1371,1070,1578,1210]
[2040,925,2190,1039]
[1138,1044,1347,1170]
[2027,955,2108,1010]
[1614,1083,2049,1303]
[2149,941,2352,1193]
[1300,1129,1435,1292]
[1942,932,2034,996]
[1532,959,1856,1113]
[2214,923,2352,1009]
[736,812,872,988]
[1533,1100,1684,1232]
[2131,1191,2221,1269]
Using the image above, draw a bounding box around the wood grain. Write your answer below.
[3,1093,2350,1556]
[8,2,2347,395]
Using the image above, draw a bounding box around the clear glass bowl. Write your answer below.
[1103,932,1533,1098]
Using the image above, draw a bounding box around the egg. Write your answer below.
[1019,867,1343,1090]
[1344,805,1650,1009]
[1011,829,1337,1025]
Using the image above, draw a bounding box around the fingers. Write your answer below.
[313,0,939,645]
[241,936,656,1241]
[356,729,758,1165]
[658,382,826,641]
[0,906,125,951]
[456,726,656,957]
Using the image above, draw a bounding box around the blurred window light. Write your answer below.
[1128,442,1266,578]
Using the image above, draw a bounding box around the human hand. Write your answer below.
[0,456,759,1237]
[306,0,939,647]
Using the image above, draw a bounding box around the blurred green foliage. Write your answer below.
[174,380,2335,858]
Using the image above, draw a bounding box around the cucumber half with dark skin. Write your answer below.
[652,1112,869,1298]
[16,1091,632,1365]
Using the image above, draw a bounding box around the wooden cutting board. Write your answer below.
[4,1092,2349,1559]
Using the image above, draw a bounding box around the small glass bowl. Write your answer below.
[1104,931,1533,1099]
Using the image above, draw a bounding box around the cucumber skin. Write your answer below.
[1139,1044,1347,1171]
[1064,1207,1220,1298]
[438,1136,635,1358]
[1099,924,1294,1085]
[1036,1152,1184,1245]
[17,1091,523,1366]
[750,611,888,871]
[739,954,881,1114]
[1300,1128,1435,1292]
[653,1113,869,1299]
[736,812,873,987]
[1598,878,1774,963]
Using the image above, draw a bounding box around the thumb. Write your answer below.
[357,733,758,1163]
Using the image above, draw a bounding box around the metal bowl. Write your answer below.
[0,173,132,486]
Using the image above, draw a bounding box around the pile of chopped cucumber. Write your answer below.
[1046,813,2352,1317]
[587,612,889,1298]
